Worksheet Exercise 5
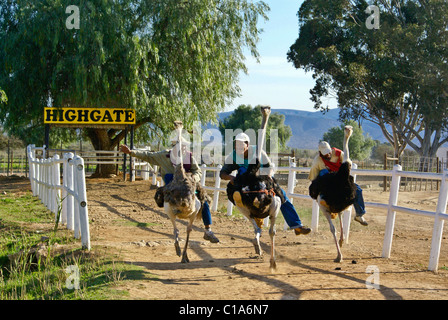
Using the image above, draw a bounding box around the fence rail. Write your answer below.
[27,145,90,250]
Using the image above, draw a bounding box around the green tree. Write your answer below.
[287,0,448,159]
[0,89,6,105]
[219,104,292,152]
[0,0,269,176]
[322,120,375,161]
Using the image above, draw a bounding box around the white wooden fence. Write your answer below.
[27,145,90,250]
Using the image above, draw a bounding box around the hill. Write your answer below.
[213,108,386,150]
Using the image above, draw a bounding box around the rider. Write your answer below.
[308,141,368,226]
[219,132,311,235]
[119,137,220,243]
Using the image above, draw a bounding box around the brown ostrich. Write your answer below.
[163,121,210,263]
[309,125,356,262]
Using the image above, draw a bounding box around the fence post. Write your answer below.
[27,145,35,195]
[64,153,75,229]
[428,169,448,271]
[200,164,207,187]
[382,164,402,258]
[42,158,48,208]
[227,200,233,216]
[73,157,81,239]
[74,155,91,250]
[211,165,222,212]
[37,158,42,202]
[286,164,296,204]
[311,200,319,232]
[152,165,158,186]
[53,154,61,220]
[342,163,357,243]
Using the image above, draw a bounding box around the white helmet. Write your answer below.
[234,132,250,144]
[318,141,331,156]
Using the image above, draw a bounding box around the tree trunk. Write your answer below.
[86,128,123,178]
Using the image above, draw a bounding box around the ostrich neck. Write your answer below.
[257,111,270,161]
[177,127,183,166]
[343,135,350,163]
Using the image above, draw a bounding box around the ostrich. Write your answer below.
[309,125,356,262]
[163,121,210,263]
[226,106,283,271]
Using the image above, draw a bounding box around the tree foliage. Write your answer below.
[219,104,292,151]
[0,88,6,105]
[322,120,376,161]
[287,0,448,158]
[0,0,269,155]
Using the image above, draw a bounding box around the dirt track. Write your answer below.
[83,176,448,300]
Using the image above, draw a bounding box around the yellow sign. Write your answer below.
[44,107,136,125]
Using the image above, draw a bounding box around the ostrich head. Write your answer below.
[257,106,271,163]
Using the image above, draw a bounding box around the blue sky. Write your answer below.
[229,0,337,112]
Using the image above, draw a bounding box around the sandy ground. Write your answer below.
[3,175,448,300]
[85,176,448,300]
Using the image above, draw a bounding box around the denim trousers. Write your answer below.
[164,173,212,226]
[318,169,366,216]
[280,188,303,229]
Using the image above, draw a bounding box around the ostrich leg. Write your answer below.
[181,222,193,263]
[338,212,344,247]
[173,223,182,257]
[181,202,201,263]
[269,214,277,272]
[324,211,343,262]
[251,218,263,256]
[166,204,182,257]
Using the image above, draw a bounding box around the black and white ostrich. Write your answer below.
[163,121,210,263]
[226,106,283,271]
[309,125,356,262]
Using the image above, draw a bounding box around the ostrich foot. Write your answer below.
[181,252,190,263]
[252,238,262,255]
[270,258,277,273]
[233,191,244,207]
[175,241,181,257]
[334,255,343,263]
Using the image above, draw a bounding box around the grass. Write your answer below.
[0,188,147,300]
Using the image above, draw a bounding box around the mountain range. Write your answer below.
[213,108,387,150]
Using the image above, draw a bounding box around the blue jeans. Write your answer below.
[163,174,212,226]
[280,188,303,229]
[318,169,366,216]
